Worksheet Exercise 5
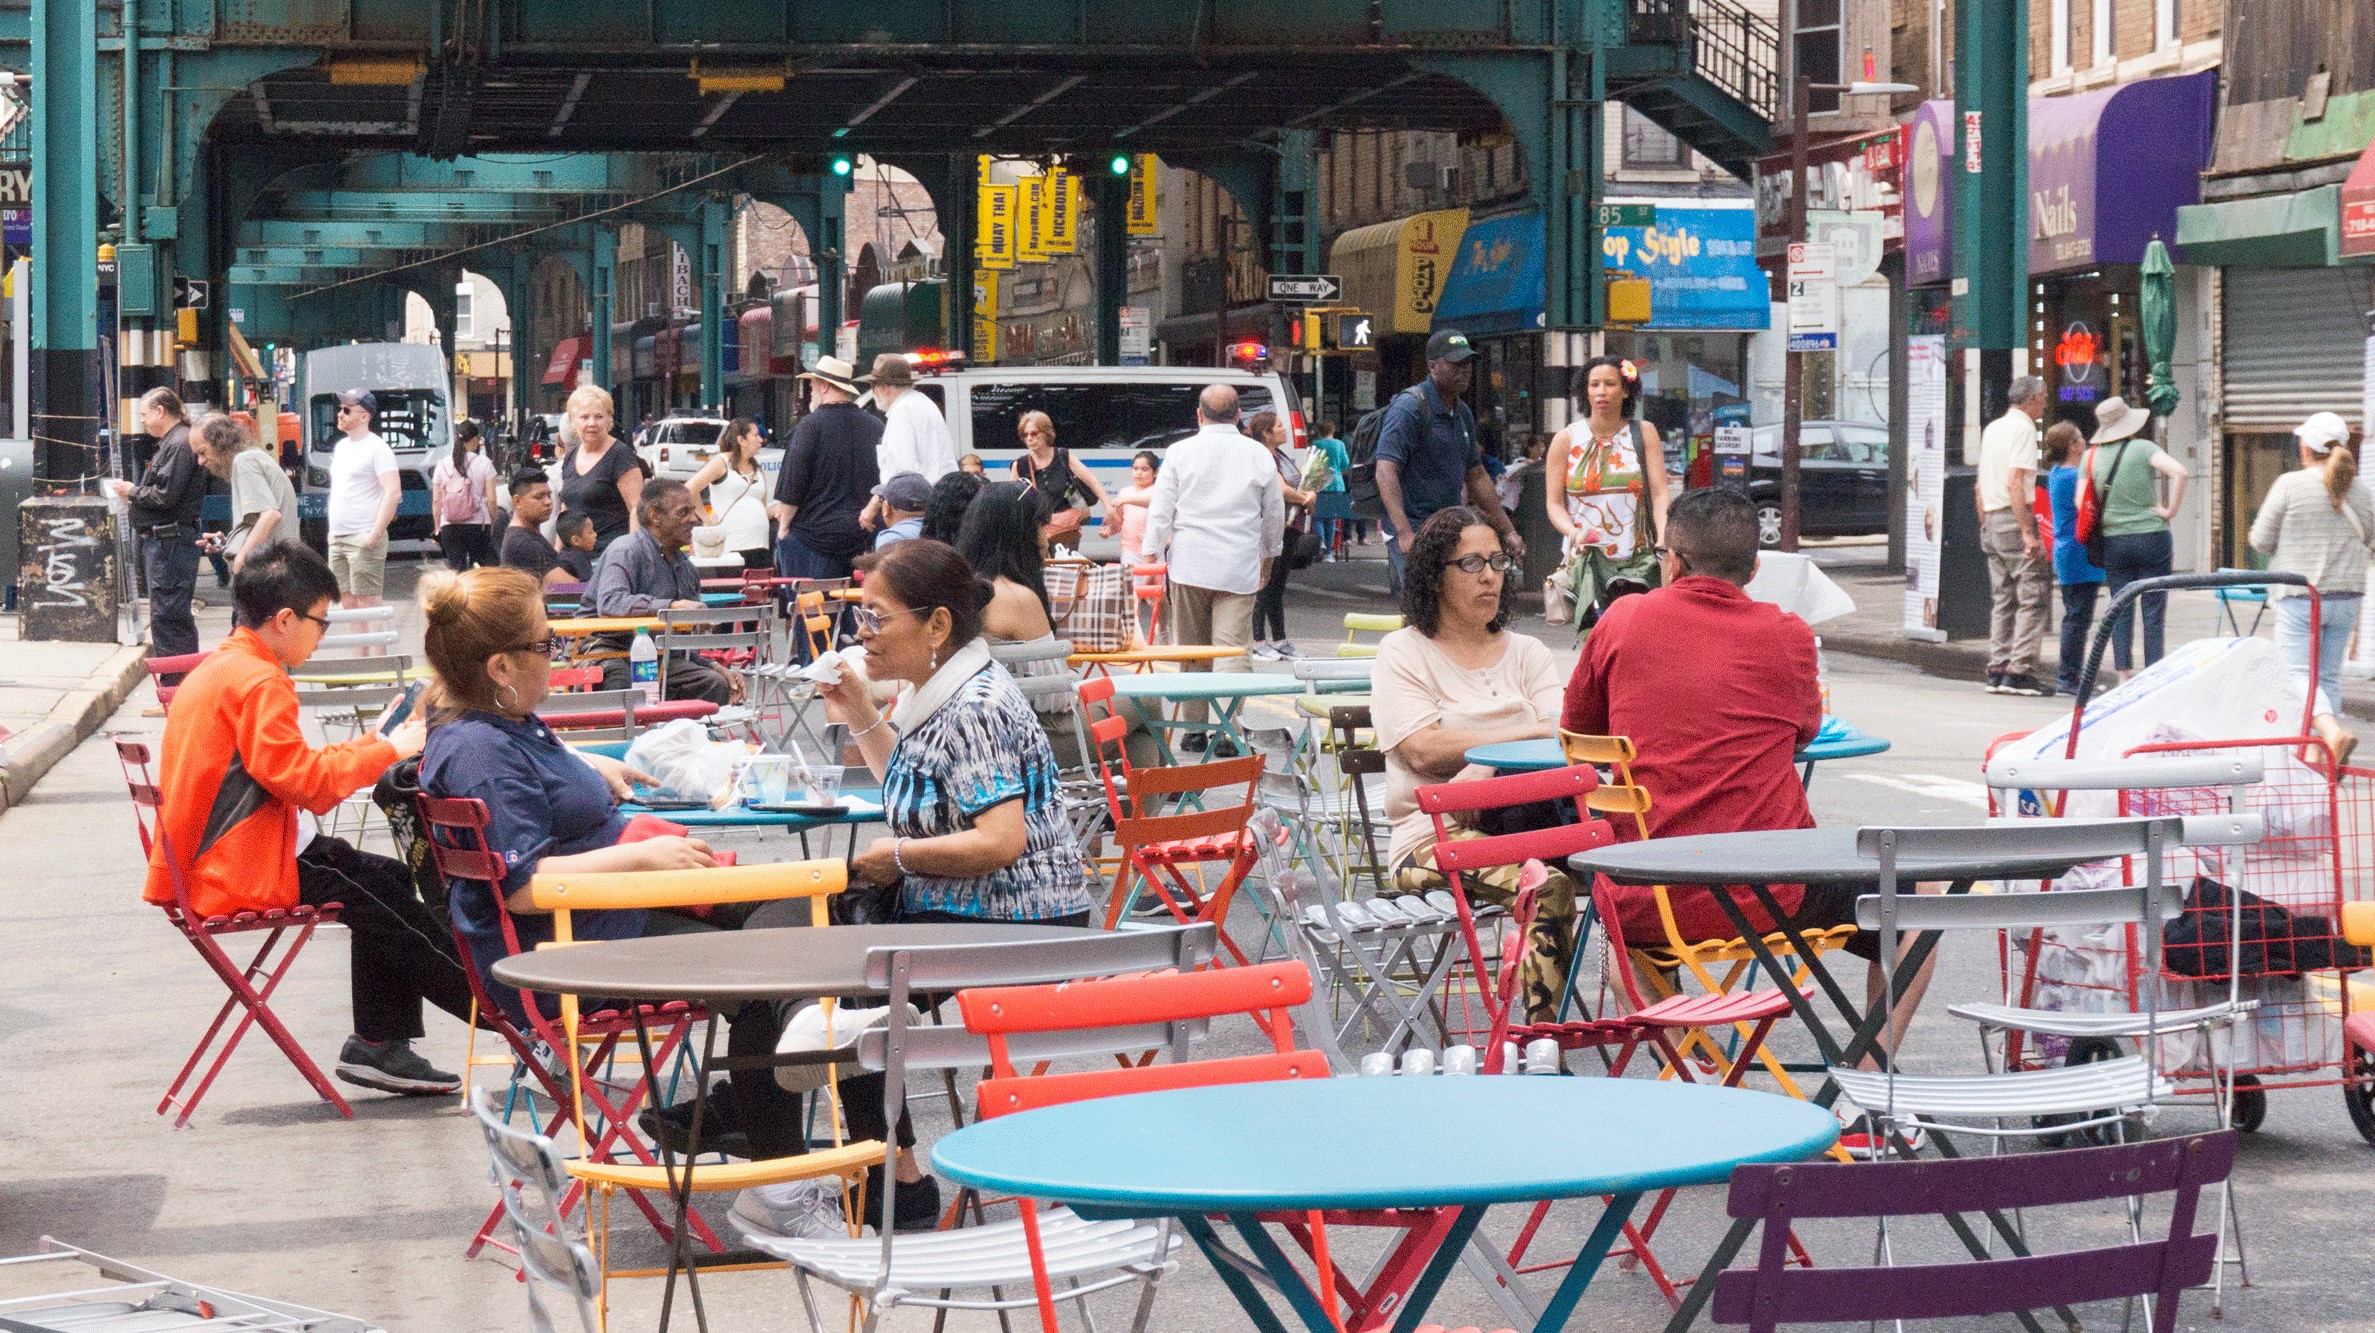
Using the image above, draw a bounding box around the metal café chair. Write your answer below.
[536,688,650,745]
[473,1089,605,1333]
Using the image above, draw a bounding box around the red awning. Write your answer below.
[2343,141,2375,259]
[543,336,583,387]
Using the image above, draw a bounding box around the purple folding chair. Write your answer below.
[1712,1131,2236,1333]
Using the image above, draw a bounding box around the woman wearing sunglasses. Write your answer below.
[1367,506,1577,1022]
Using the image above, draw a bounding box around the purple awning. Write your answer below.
[2028,71,2215,275]
[1903,100,1956,288]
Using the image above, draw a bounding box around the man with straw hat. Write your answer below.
[769,355,882,580]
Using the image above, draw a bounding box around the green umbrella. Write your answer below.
[2140,236,2180,418]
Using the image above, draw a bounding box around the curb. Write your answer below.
[0,643,152,812]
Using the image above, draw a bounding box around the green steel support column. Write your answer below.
[944,156,975,362]
[503,252,532,428]
[699,197,725,410]
[1580,44,1605,328]
[1955,0,2028,410]
[590,227,616,399]
[1093,169,1128,365]
[120,0,140,245]
[817,181,847,361]
[1271,129,1318,276]
[1420,51,1596,329]
[30,0,101,492]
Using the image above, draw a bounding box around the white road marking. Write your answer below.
[1840,772,1992,809]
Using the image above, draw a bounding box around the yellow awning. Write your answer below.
[1324,208,1468,335]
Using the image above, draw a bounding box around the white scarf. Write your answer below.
[888,637,994,737]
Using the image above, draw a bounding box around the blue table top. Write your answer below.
[932,1077,1836,1215]
[1107,672,1306,702]
[1466,718,1888,774]
[619,792,884,829]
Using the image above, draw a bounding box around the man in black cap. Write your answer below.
[1373,328,1523,592]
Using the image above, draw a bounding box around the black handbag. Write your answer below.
[831,876,906,925]
[1287,526,1325,571]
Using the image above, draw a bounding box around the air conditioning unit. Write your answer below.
[645,302,664,319]
[1404,161,1454,192]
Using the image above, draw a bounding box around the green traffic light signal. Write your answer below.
[830,154,854,177]
[1109,153,1132,177]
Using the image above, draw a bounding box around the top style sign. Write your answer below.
[1267,274,1344,303]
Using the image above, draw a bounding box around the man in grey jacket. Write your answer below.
[579,479,737,705]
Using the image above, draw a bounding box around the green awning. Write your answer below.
[2176,184,2340,267]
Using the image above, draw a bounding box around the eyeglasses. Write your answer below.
[508,635,562,658]
[852,605,927,635]
[298,612,332,633]
[1449,552,1515,575]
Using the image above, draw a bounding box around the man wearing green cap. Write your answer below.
[1375,328,1523,592]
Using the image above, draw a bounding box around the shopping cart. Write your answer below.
[1980,572,2375,1145]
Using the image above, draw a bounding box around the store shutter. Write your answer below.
[2221,267,2373,430]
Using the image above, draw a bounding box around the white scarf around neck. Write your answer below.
[887,637,994,736]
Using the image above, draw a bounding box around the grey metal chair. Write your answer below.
[471,1088,603,1333]
[746,925,1216,1333]
[0,1240,376,1332]
[535,688,648,744]
[651,604,775,698]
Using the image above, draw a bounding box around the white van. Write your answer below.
[297,342,453,543]
[900,364,1306,487]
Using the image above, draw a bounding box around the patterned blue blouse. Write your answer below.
[884,664,1091,922]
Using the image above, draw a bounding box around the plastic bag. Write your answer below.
[623,718,748,803]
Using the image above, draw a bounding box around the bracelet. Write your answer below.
[891,837,909,877]
[849,712,890,742]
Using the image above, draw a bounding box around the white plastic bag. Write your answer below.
[623,718,747,803]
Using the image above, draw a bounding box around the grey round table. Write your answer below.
[1569,826,2101,889]
[489,922,1101,1003]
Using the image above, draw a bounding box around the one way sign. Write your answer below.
[1267,273,1343,303]
[1333,312,1374,349]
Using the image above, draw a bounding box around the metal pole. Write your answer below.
[1781,76,1809,552]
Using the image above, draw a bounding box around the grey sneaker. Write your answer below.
[1248,641,1282,661]
[1275,641,1304,659]
[336,1036,460,1095]
[730,1178,856,1243]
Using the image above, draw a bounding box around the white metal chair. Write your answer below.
[536,688,651,745]
[746,926,1216,1333]
[650,603,775,699]
[0,1240,377,1332]
[471,1088,603,1333]
[989,639,1107,852]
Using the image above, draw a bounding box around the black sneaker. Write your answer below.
[865,1167,944,1232]
[2001,674,2054,697]
[640,1082,755,1160]
[1985,672,2007,693]
[335,1036,461,1096]
[1178,733,1209,755]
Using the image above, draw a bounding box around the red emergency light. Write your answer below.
[1227,339,1268,365]
[906,347,967,370]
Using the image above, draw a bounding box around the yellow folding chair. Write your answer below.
[530,859,886,1330]
[1560,730,1855,1102]
[1335,611,1404,658]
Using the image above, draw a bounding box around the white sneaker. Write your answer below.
[729,1178,855,1243]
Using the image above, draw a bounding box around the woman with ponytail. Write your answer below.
[2251,411,2375,765]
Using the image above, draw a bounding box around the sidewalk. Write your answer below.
[0,617,150,811]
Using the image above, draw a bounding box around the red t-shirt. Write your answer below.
[1562,576,1824,940]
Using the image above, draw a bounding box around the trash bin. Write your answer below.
[1937,465,1990,640]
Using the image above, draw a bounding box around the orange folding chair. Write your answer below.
[1132,561,1169,646]
[117,739,352,1127]
[959,960,1467,1333]
[1105,758,1267,969]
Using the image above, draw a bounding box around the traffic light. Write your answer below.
[1108,153,1132,176]
[829,153,855,177]
[1298,314,1321,351]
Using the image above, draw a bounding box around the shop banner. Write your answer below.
[977,182,1018,270]
[1597,203,1771,331]
[1904,334,1948,641]
[1017,175,1049,262]
[1039,169,1080,256]
[1127,155,1159,236]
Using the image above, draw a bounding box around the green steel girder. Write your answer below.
[243,220,497,249]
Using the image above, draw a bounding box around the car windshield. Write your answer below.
[968,381,1275,453]
[309,389,445,453]
[654,421,725,446]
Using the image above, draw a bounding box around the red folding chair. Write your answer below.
[414,795,726,1262]
[1104,758,1266,965]
[116,739,352,1127]
[1131,562,1169,647]
[142,651,209,712]
[960,960,1464,1333]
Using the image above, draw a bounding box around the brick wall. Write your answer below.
[2114,0,2157,58]
[2180,0,2218,44]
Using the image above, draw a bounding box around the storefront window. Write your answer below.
[1606,331,1752,487]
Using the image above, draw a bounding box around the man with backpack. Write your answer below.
[1358,328,1523,593]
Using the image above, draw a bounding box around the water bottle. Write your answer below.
[1399,1048,1437,1078]
[1359,1052,1395,1078]
[629,629,660,709]
[1441,1044,1478,1076]
[1523,1038,1563,1074]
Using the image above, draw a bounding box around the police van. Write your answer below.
[296,342,453,547]
[897,362,1307,486]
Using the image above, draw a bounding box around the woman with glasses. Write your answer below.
[415,566,871,1242]
[1368,506,1577,1022]
[1008,409,1110,548]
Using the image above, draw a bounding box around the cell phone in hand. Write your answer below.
[376,681,425,736]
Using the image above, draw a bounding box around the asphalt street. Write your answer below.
[2,546,2368,1331]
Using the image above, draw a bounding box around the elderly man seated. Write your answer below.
[579,478,739,705]
[143,542,475,1095]
[1562,488,1930,1144]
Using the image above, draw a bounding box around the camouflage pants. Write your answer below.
[1394,827,1579,1023]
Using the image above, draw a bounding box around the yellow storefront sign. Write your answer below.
[1127,155,1159,236]
[1326,208,1469,336]
[974,271,1000,319]
[1038,169,1079,256]
[1018,175,1049,262]
[976,182,1017,270]
[972,314,1000,363]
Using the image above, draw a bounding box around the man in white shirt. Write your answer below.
[868,352,956,481]
[1144,383,1286,750]
[325,389,401,643]
[1975,375,2051,696]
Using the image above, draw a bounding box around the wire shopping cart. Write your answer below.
[1981,572,2375,1144]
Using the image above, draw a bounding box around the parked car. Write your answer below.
[519,413,568,462]
[1745,421,1890,547]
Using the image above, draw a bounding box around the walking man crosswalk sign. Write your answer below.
[1335,313,1374,348]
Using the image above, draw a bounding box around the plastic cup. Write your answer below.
[740,755,793,806]
[801,764,845,808]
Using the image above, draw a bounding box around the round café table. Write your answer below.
[933,1076,1837,1333]
[619,791,886,858]
[1069,644,1247,675]
[1465,716,1890,785]
[495,921,1101,1331]
[1105,671,1303,759]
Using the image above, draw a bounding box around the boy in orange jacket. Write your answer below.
[144,542,473,1094]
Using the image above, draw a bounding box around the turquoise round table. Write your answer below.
[1106,672,1304,759]
[1466,717,1890,787]
[933,1076,1837,1333]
